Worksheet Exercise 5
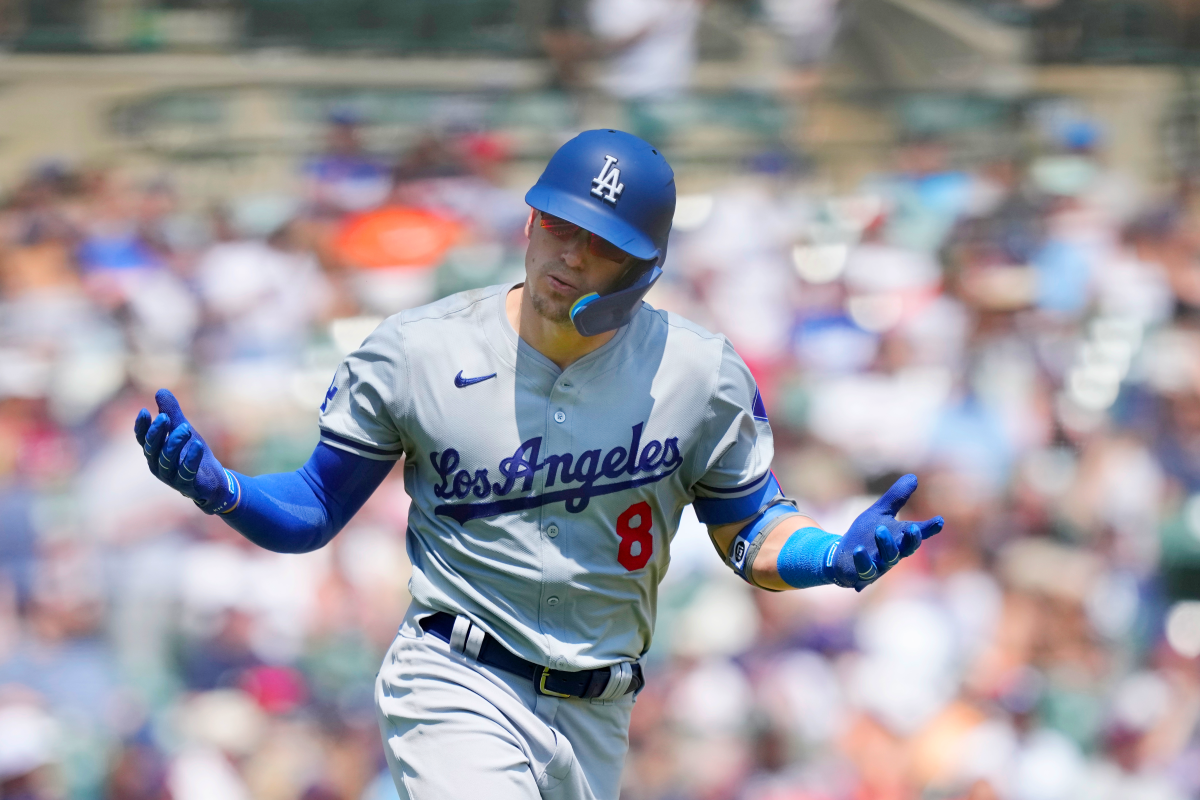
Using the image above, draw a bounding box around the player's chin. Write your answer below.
[527,286,573,325]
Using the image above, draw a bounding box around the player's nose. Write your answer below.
[559,234,588,268]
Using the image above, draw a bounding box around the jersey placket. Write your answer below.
[536,368,580,670]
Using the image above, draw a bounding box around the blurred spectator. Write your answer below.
[588,0,704,102]
[588,0,704,142]
[103,739,171,800]
[542,0,593,90]
[194,199,331,362]
[761,0,844,99]
[0,703,60,800]
[302,111,391,218]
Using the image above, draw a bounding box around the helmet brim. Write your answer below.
[525,184,661,264]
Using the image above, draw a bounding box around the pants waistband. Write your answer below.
[418,612,643,700]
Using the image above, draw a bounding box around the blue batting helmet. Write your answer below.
[525,129,676,336]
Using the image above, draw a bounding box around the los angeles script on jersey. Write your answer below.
[431,423,681,523]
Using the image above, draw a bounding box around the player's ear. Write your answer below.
[525,208,536,240]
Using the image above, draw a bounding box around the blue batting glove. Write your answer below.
[133,388,241,515]
[823,474,943,591]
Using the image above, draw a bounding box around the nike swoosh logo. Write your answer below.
[455,370,497,388]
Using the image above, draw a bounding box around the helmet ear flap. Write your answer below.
[570,266,662,337]
[615,257,655,292]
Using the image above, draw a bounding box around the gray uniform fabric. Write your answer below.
[376,603,634,800]
[319,282,773,669]
[322,282,774,798]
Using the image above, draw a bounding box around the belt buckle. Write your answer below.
[537,666,572,698]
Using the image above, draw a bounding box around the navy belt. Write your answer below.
[419,612,643,700]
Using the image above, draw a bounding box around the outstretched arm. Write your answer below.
[134,389,394,554]
[707,474,943,592]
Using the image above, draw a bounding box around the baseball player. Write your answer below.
[135,130,943,800]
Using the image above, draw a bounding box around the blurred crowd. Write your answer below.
[4,8,1200,800]
[629,118,1200,800]
[0,114,533,800]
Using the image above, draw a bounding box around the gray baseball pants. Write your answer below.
[374,603,636,800]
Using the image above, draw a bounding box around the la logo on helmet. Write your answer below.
[591,155,624,205]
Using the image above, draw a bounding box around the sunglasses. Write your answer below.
[538,212,631,263]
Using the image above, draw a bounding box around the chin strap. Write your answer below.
[569,265,663,337]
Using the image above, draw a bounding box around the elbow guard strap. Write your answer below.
[726,501,803,590]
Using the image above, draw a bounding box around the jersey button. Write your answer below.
[553,410,566,423]
[546,596,560,606]
[547,524,560,538]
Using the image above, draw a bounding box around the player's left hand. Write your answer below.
[133,388,240,515]
[825,474,942,591]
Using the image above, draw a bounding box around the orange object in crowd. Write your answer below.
[334,206,463,269]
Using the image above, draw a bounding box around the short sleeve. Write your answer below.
[690,341,779,525]
[317,320,409,461]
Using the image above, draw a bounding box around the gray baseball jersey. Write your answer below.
[318,282,775,669]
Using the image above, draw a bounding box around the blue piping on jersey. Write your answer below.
[435,460,683,523]
[320,428,404,458]
[695,470,771,495]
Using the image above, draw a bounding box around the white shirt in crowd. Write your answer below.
[589,0,702,100]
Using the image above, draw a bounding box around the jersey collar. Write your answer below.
[492,281,635,382]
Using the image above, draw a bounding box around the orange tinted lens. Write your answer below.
[587,236,630,263]
[540,212,629,261]
[538,212,579,240]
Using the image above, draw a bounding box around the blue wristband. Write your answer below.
[777,527,842,589]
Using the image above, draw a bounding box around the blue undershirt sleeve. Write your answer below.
[221,442,394,554]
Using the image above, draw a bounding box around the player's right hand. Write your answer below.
[825,473,942,591]
[134,388,241,515]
